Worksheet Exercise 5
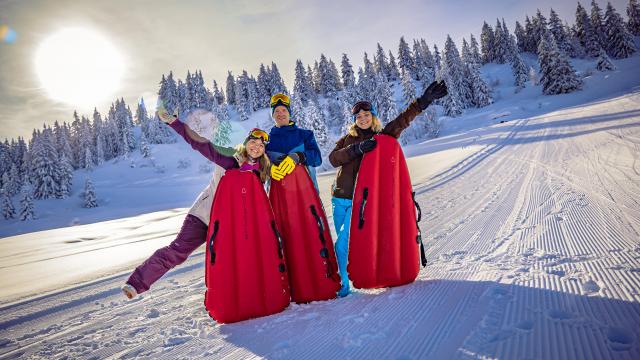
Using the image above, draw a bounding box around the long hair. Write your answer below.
[348,116,383,137]
[234,144,271,183]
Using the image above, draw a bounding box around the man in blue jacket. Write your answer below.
[267,93,322,187]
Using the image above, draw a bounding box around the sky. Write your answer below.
[0,0,630,140]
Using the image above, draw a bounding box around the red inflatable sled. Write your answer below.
[205,169,290,323]
[269,165,341,303]
[348,134,427,289]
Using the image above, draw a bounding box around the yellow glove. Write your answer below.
[270,164,285,181]
[156,101,178,124]
[278,156,296,177]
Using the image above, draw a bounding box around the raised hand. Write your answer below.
[417,80,448,110]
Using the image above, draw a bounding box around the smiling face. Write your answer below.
[355,111,373,130]
[272,106,290,127]
[245,138,266,159]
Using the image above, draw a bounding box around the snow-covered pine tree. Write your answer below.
[481,22,495,63]
[538,33,583,95]
[493,19,509,63]
[318,54,335,96]
[5,164,20,196]
[19,182,35,221]
[374,72,398,124]
[158,72,179,114]
[512,47,530,89]
[515,21,527,52]
[628,0,640,35]
[468,63,493,107]
[30,127,58,200]
[235,71,252,121]
[401,71,416,108]
[443,35,473,108]
[549,8,573,55]
[294,59,314,104]
[212,103,232,147]
[575,2,601,57]
[591,0,607,48]
[248,75,260,111]
[524,16,536,52]
[290,95,305,127]
[596,46,617,70]
[225,71,236,105]
[269,62,287,95]
[386,50,401,82]
[437,65,463,117]
[398,36,415,78]
[374,43,388,79]
[140,132,151,158]
[177,77,191,113]
[531,9,549,54]
[55,152,73,199]
[329,59,343,92]
[341,53,356,90]
[339,95,354,136]
[1,187,15,219]
[257,63,271,107]
[83,179,98,208]
[604,2,637,59]
[306,102,329,149]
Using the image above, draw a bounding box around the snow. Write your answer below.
[1,55,640,358]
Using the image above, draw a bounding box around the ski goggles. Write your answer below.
[270,93,290,107]
[351,101,373,115]
[246,128,269,144]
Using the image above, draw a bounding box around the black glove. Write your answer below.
[417,80,448,110]
[350,138,377,157]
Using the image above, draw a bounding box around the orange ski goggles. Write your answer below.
[246,128,270,144]
[270,93,290,107]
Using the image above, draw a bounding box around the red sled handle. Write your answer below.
[412,191,427,268]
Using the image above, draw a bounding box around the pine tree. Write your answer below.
[575,2,601,57]
[524,16,536,52]
[604,2,637,58]
[306,102,328,149]
[256,63,271,107]
[443,35,473,108]
[398,36,415,78]
[515,21,527,52]
[341,53,356,89]
[1,187,15,219]
[294,59,314,104]
[512,50,529,89]
[269,62,287,95]
[158,72,179,113]
[55,152,73,199]
[531,9,549,54]
[140,133,151,158]
[225,71,236,105]
[468,64,493,107]
[386,50,401,81]
[493,19,509,63]
[538,34,583,95]
[374,73,398,124]
[374,43,388,79]
[596,46,617,70]
[549,9,573,55]
[30,127,58,199]
[19,182,35,221]
[481,22,495,63]
[5,163,20,196]
[339,95,354,135]
[401,71,416,107]
[212,103,232,146]
[628,0,640,35]
[83,179,98,208]
[591,0,607,47]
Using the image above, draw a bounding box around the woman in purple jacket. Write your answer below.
[122,106,271,299]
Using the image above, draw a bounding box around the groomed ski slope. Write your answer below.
[1,91,640,358]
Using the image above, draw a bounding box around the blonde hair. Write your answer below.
[234,144,271,183]
[348,116,383,137]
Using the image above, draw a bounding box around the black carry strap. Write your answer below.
[412,192,427,267]
[310,205,334,278]
[358,188,369,229]
[209,220,219,264]
[271,221,286,273]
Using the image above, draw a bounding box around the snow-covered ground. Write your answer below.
[1,56,640,358]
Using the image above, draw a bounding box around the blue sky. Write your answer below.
[0,0,630,139]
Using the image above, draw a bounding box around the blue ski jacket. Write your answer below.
[266,122,322,167]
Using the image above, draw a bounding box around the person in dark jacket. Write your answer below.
[328,80,448,297]
[122,104,271,299]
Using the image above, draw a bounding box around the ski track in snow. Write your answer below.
[1,92,640,359]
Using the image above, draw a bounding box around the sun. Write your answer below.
[34,27,125,109]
